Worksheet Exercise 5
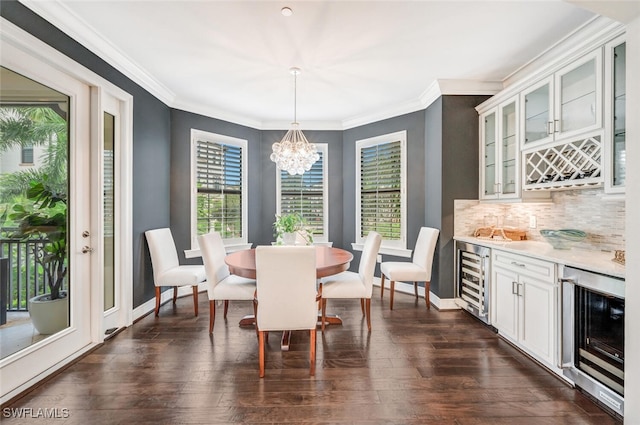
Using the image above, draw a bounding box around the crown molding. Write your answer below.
[19,0,177,106]
[503,16,625,96]
[341,97,426,130]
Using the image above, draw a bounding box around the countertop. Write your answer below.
[454,236,625,279]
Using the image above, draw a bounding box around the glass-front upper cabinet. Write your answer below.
[522,77,553,147]
[501,100,518,197]
[555,49,602,139]
[605,35,626,194]
[480,96,519,200]
[521,49,602,150]
[481,110,497,197]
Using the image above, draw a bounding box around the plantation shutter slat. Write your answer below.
[280,151,324,237]
[360,140,401,240]
[196,140,243,239]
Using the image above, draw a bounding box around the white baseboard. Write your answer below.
[132,282,207,322]
[373,277,460,310]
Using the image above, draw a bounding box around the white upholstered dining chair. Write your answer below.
[145,228,206,317]
[319,231,381,332]
[198,232,256,334]
[380,227,439,310]
[255,246,318,378]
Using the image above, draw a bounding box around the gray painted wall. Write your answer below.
[438,95,489,298]
[425,95,489,299]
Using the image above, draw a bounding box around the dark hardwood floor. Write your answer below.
[2,289,621,424]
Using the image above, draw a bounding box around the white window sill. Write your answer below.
[351,243,412,258]
[184,242,253,259]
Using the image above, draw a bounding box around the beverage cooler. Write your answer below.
[455,240,491,325]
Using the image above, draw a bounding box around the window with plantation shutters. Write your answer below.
[277,144,328,242]
[191,130,247,247]
[355,131,406,252]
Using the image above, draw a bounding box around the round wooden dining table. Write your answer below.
[225,245,353,280]
[225,246,353,350]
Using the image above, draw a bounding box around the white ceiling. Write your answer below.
[21,1,602,130]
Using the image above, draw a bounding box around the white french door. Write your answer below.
[92,90,131,337]
[0,19,133,403]
[0,35,93,402]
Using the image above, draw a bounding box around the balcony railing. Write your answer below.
[0,235,53,312]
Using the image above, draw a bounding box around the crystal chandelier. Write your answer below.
[270,67,319,175]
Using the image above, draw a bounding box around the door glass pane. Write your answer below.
[0,66,70,358]
[502,102,517,195]
[484,112,496,195]
[613,43,626,187]
[560,59,596,133]
[103,112,115,311]
[524,83,550,144]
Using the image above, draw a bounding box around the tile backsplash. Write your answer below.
[454,189,625,252]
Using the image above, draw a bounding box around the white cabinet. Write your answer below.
[491,250,557,367]
[480,96,519,200]
[521,49,603,150]
[521,49,605,191]
[604,35,626,194]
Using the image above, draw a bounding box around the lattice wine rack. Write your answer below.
[524,135,603,190]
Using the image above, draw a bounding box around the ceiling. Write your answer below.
[20,1,607,130]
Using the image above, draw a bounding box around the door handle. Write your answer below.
[512,281,518,295]
[81,246,94,254]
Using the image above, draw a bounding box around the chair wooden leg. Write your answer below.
[310,328,316,376]
[414,282,419,299]
[192,286,199,316]
[258,330,265,378]
[223,300,229,319]
[360,299,365,315]
[154,287,161,316]
[173,286,178,304]
[425,281,431,309]
[390,281,396,310]
[321,299,327,332]
[380,274,386,298]
[209,300,215,334]
[365,298,372,332]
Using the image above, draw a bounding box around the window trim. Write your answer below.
[354,130,409,257]
[276,143,329,244]
[190,129,248,250]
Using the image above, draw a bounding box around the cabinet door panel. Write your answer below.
[501,101,518,196]
[522,77,554,147]
[482,110,498,197]
[555,49,602,139]
[521,276,556,365]
[493,266,518,341]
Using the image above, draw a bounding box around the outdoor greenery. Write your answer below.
[8,179,68,300]
[0,105,69,307]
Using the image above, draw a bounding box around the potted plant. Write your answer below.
[273,213,313,245]
[8,178,68,334]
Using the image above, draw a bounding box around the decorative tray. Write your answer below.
[473,226,527,241]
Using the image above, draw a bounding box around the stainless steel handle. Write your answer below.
[81,246,94,254]
[554,119,559,133]
[512,281,518,295]
[517,283,523,297]
[511,261,526,268]
[497,182,502,194]
[547,121,553,135]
